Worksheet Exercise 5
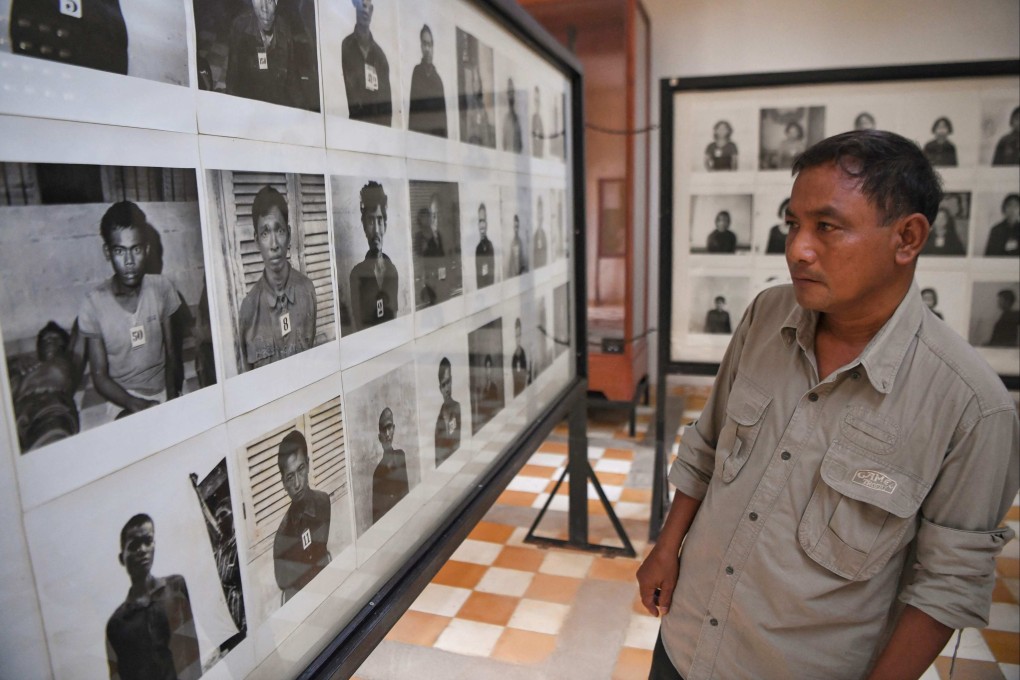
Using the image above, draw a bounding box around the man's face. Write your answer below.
[354,0,373,30]
[714,213,730,232]
[429,198,440,236]
[378,409,395,449]
[1004,198,1020,223]
[507,80,515,107]
[439,366,452,401]
[515,323,522,346]
[513,216,520,236]
[251,0,277,33]
[785,162,903,316]
[279,451,309,502]
[483,361,492,383]
[921,290,937,309]
[998,293,1015,312]
[714,298,725,311]
[119,521,155,580]
[534,88,540,108]
[420,29,433,65]
[478,206,487,238]
[105,226,148,289]
[537,200,544,228]
[933,120,950,139]
[363,204,387,252]
[38,331,67,361]
[255,206,291,275]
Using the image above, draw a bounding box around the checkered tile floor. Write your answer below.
[355,383,1020,680]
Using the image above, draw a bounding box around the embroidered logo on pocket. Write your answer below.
[852,469,897,494]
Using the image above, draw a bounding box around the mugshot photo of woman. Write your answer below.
[985,193,1020,257]
[920,287,945,320]
[704,120,738,171]
[992,106,1020,166]
[765,197,790,254]
[921,206,966,256]
[923,116,958,167]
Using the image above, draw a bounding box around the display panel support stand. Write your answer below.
[524,397,636,558]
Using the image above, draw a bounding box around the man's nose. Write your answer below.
[786,227,817,263]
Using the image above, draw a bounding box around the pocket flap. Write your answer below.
[725,375,772,426]
[821,443,931,519]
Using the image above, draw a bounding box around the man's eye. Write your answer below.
[819,222,837,232]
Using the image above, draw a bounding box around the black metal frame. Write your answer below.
[300,1,591,677]
[651,59,1020,538]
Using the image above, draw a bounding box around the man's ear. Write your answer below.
[894,213,930,265]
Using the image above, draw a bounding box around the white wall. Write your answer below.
[641,0,1020,379]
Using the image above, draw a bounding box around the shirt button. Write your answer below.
[808,392,819,402]
[725,566,734,575]
[781,451,791,461]
[749,512,758,521]
[710,618,719,626]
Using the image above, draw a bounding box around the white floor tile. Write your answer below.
[989,602,1020,632]
[409,584,472,617]
[587,446,606,459]
[917,665,940,680]
[508,475,553,493]
[475,567,534,597]
[433,619,504,657]
[539,551,594,578]
[589,483,622,502]
[450,539,503,566]
[505,526,530,547]
[938,627,996,662]
[594,458,632,474]
[507,598,570,635]
[1000,663,1020,680]
[614,501,650,520]
[623,613,660,650]
[530,453,567,467]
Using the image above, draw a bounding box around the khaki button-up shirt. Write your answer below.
[662,283,1018,680]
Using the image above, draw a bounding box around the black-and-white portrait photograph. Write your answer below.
[331,173,412,334]
[755,194,790,255]
[549,88,568,162]
[400,4,455,139]
[413,324,471,470]
[192,0,320,112]
[900,95,978,168]
[508,314,532,398]
[981,100,1020,166]
[235,391,353,624]
[685,105,756,173]
[496,58,529,155]
[22,427,248,680]
[531,191,551,269]
[501,184,532,278]
[456,27,496,148]
[689,194,753,255]
[758,106,825,170]
[468,316,504,434]
[409,180,463,309]
[914,270,968,338]
[969,281,1020,348]
[687,275,750,336]
[344,353,420,535]
[1,0,189,85]
[921,191,971,257]
[531,84,547,158]
[462,183,502,296]
[532,294,553,379]
[922,115,960,167]
[552,282,571,359]
[974,191,1020,258]
[0,162,214,454]
[206,170,336,378]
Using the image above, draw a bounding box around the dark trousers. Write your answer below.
[648,633,684,680]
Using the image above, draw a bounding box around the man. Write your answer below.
[703,295,731,334]
[992,106,1019,166]
[226,0,315,111]
[434,358,462,467]
[508,214,528,276]
[341,0,392,126]
[638,130,1018,680]
[239,186,317,371]
[984,193,1019,257]
[372,407,409,523]
[79,201,180,420]
[12,321,81,451]
[531,86,545,157]
[987,289,1019,348]
[408,24,447,138]
[273,431,331,603]
[502,78,523,153]
[349,181,399,330]
[415,194,445,308]
[106,514,200,680]
[511,318,529,397]
[705,210,737,253]
[475,203,495,289]
[533,195,548,269]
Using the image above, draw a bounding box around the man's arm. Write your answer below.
[636,490,702,616]
[86,336,157,413]
[865,605,952,680]
[161,316,179,400]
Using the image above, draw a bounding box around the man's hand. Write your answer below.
[637,544,680,616]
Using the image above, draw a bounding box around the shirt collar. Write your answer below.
[260,268,297,311]
[780,281,924,394]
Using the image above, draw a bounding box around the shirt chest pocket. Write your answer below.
[715,375,772,483]
[798,440,933,581]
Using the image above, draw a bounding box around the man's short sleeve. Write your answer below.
[157,276,182,321]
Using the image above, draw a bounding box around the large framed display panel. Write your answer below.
[0,0,585,679]
[659,60,1020,387]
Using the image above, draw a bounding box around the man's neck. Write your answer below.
[264,262,291,293]
[127,573,158,601]
[814,284,908,380]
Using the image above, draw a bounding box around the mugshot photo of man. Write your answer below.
[341,0,393,126]
[985,193,1020,257]
[434,357,462,467]
[410,187,462,309]
[372,406,409,523]
[703,295,732,334]
[79,201,181,419]
[992,106,1020,166]
[408,24,447,138]
[106,513,201,680]
[502,77,524,153]
[533,195,548,269]
[349,181,399,329]
[923,115,958,168]
[987,289,1020,348]
[475,202,496,289]
[239,186,317,371]
[531,86,545,158]
[456,28,495,148]
[507,214,529,276]
[273,430,331,604]
[511,317,530,397]
[11,321,82,451]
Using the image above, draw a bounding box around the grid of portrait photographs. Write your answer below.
[669,74,1020,378]
[0,2,578,678]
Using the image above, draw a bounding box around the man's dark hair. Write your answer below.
[714,295,726,304]
[360,181,388,221]
[791,130,943,225]
[100,200,147,246]
[277,430,308,468]
[420,24,432,41]
[998,289,1017,306]
[931,116,954,135]
[1002,193,1020,213]
[484,354,493,367]
[252,185,289,229]
[36,320,70,358]
[920,287,939,305]
[714,120,733,137]
[120,513,154,550]
[716,210,731,223]
[438,356,451,379]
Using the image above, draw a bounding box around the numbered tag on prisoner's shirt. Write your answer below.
[438,266,446,281]
[365,63,379,92]
[129,325,146,349]
[448,417,457,435]
[280,312,292,337]
[60,0,83,19]
[376,298,384,318]
[258,51,268,70]
[1006,238,1018,253]
[301,528,312,550]
[482,263,488,277]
